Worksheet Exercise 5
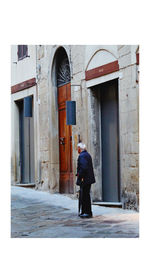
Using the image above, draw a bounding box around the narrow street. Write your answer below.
[11,186,139,238]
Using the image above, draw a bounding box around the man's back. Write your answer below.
[77,150,95,185]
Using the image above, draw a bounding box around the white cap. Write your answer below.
[77,142,86,150]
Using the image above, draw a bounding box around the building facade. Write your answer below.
[11,45,139,210]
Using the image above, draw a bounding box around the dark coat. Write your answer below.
[76,150,95,185]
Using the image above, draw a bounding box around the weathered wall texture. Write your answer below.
[11,45,36,86]
[11,45,37,185]
[11,45,139,210]
[118,45,139,209]
[36,45,57,192]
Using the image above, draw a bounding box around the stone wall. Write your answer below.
[35,45,51,191]
[11,45,36,86]
[11,45,139,210]
[35,45,139,209]
[118,45,139,210]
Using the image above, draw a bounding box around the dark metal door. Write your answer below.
[29,116,35,183]
[100,79,120,202]
[18,98,35,184]
[24,117,35,183]
[18,100,25,182]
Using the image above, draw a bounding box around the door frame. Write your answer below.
[52,46,73,193]
[11,87,37,185]
[15,96,35,184]
[100,79,121,202]
[87,71,122,203]
[57,82,73,193]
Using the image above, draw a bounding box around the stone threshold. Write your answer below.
[92,201,123,208]
[15,183,35,188]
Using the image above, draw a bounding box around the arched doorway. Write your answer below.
[56,47,73,193]
[86,48,121,202]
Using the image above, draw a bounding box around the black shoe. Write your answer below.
[79,213,93,218]
[78,213,84,217]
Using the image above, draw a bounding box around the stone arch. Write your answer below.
[85,46,118,72]
[50,46,73,193]
[86,49,117,71]
[86,46,120,202]
[51,46,71,88]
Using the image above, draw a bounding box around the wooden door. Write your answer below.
[58,83,73,193]
[100,79,120,202]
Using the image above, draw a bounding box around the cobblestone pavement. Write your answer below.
[11,186,139,238]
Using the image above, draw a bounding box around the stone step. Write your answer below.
[92,201,123,208]
[15,183,35,188]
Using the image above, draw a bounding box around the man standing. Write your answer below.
[76,143,95,218]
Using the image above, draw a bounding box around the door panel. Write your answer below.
[29,117,35,183]
[18,98,35,184]
[58,86,67,104]
[100,79,120,202]
[58,83,73,193]
[59,108,68,172]
[24,117,30,183]
[19,100,25,183]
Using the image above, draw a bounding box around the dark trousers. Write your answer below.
[80,184,92,215]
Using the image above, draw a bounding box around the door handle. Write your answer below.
[60,137,65,145]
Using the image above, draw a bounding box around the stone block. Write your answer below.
[119,53,132,69]
[122,189,138,210]
[49,138,59,164]
[124,153,139,168]
[74,90,82,111]
[39,102,48,115]
[40,150,50,162]
[118,45,124,50]
[40,176,50,191]
[71,46,85,74]
[121,132,139,154]
[130,167,139,183]
[118,45,131,57]
[121,65,133,78]
[49,163,59,192]
[38,79,48,95]
[39,126,49,139]
[119,75,132,91]
[37,46,44,60]
[72,70,85,85]
[39,92,48,104]
[119,110,138,134]
[119,65,137,90]
[40,161,51,191]
[119,84,137,102]
[40,137,49,151]
[120,92,137,113]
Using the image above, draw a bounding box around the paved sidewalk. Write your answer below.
[11,186,139,238]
